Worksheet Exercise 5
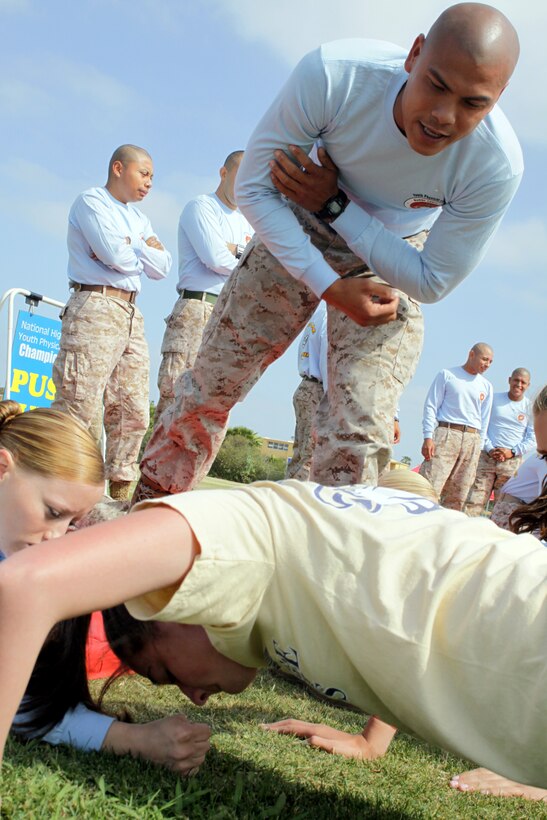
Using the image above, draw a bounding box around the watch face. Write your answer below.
[315,191,348,222]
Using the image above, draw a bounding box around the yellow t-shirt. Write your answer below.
[127,480,547,786]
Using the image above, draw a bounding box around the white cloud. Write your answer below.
[0,198,68,242]
[162,170,219,205]
[484,217,547,273]
[0,158,73,190]
[470,217,547,317]
[206,0,543,63]
[17,200,69,241]
[97,0,191,32]
[45,58,139,111]
[4,54,140,127]
[206,0,436,62]
[0,79,52,116]
[0,160,76,240]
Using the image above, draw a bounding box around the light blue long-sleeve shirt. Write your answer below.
[483,392,535,456]
[422,367,493,447]
[177,193,252,295]
[67,186,171,294]
[235,39,522,301]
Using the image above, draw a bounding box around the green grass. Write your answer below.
[2,671,544,819]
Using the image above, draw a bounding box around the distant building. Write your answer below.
[259,435,405,474]
[259,436,294,465]
[389,460,410,471]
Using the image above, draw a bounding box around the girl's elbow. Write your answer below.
[1,559,53,618]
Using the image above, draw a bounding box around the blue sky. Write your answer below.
[0,0,545,465]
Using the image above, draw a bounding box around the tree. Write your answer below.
[210,426,287,484]
[225,426,261,447]
[400,455,412,466]
[209,433,260,483]
[253,455,286,481]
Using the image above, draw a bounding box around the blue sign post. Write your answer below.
[9,310,62,410]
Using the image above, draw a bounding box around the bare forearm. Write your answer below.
[361,716,397,757]
[0,578,53,762]
[261,716,396,761]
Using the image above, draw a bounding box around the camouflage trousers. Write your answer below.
[52,291,149,481]
[155,296,215,420]
[140,206,426,492]
[285,376,324,481]
[490,492,525,531]
[465,450,522,516]
[420,426,482,511]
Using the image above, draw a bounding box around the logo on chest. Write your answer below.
[404,194,444,209]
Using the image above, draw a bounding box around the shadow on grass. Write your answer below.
[6,738,422,819]
[4,672,519,819]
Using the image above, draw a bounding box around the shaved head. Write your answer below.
[223,150,244,172]
[108,144,152,178]
[217,150,245,210]
[464,342,493,375]
[507,368,530,400]
[426,4,519,84]
[395,4,519,156]
[471,342,493,357]
[105,144,154,203]
[511,367,530,380]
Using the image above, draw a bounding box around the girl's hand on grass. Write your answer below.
[260,719,388,760]
[103,715,211,775]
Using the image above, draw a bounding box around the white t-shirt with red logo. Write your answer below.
[484,392,535,456]
[235,39,522,301]
[422,366,493,446]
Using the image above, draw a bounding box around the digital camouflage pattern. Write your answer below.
[155,296,215,420]
[285,377,324,481]
[465,449,521,516]
[312,292,422,486]
[52,291,149,482]
[140,206,426,492]
[420,426,482,511]
[490,492,525,530]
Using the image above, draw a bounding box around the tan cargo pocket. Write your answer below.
[60,351,89,402]
[392,300,423,386]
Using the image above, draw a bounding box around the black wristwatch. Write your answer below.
[235,244,245,259]
[511,448,516,458]
[314,190,349,224]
